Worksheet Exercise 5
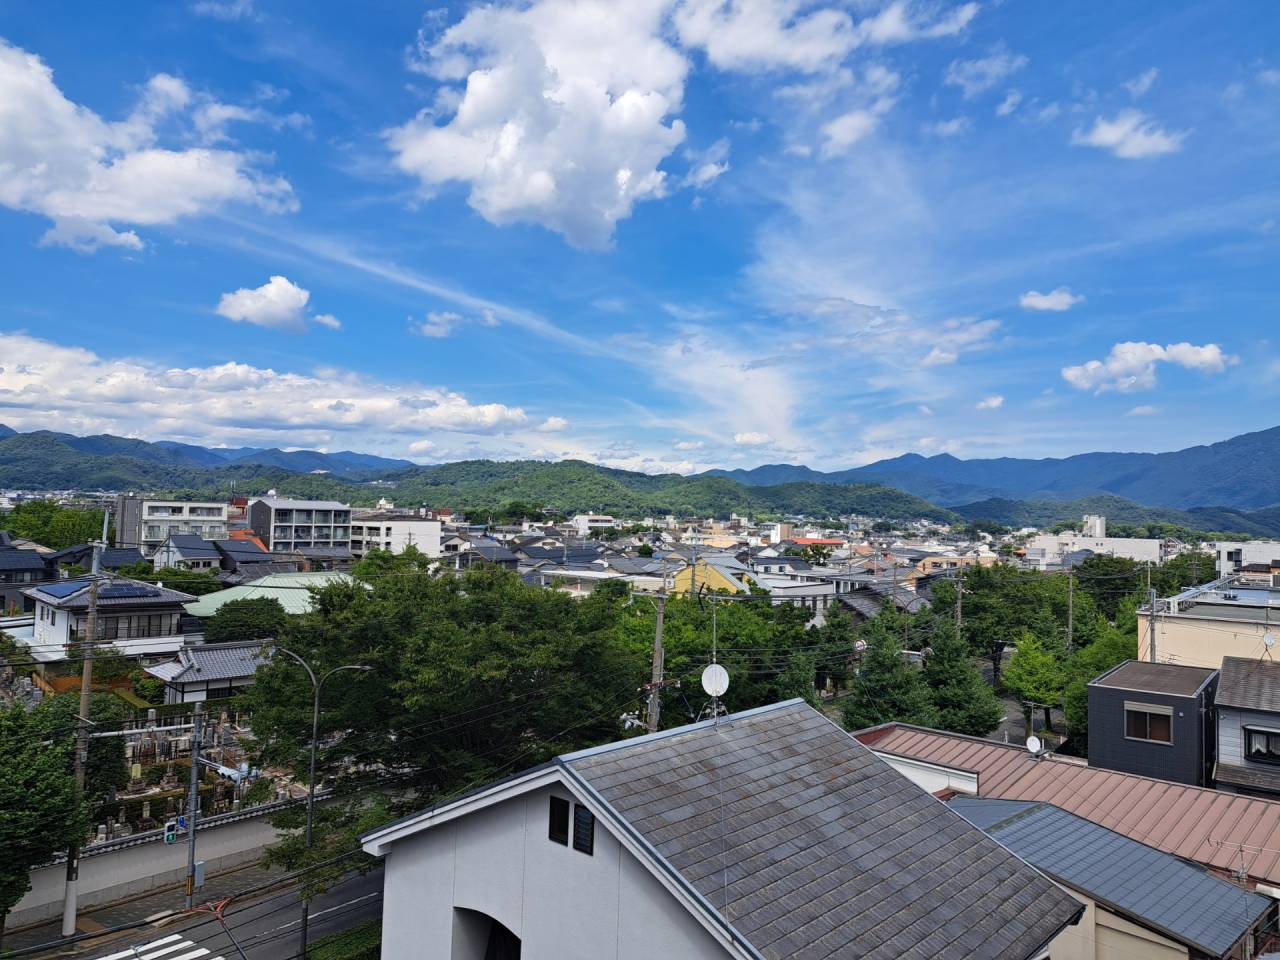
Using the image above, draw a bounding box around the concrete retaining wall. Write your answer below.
[10,815,279,928]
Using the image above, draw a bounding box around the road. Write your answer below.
[197,868,384,960]
[21,869,383,960]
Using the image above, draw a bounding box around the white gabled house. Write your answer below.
[361,700,1082,960]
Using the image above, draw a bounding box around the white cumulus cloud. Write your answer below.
[536,416,570,432]
[926,116,971,137]
[215,276,338,332]
[1127,405,1158,416]
[1020,286,1085,311]
[945,47,1027,99]
[1062,341,1235,393]
[0,39,295,252]
[734,431,774,446]
[0,333,542,452]
[1072,109,1187,159]
[389,0,688,249]
[975,394,1004,410]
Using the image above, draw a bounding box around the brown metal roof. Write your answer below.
[856,723,1280,886]
[1091,659,1216,698]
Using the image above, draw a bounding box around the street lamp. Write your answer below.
[272,647,371,959]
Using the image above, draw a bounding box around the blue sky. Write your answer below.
[0,0,1276,473]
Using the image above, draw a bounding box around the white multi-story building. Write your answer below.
[114,496,229,555]
[1206,540,1280,578]
[1082,514,1107,538]
[571,514,616,537]
[350,512,443,558]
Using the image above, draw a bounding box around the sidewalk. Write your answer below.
[5,862,286,957]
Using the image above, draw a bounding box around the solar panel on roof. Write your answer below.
[40,580,91,598]
[99,584,162,599]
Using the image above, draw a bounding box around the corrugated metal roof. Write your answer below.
[951,798,1269,957]
[568,702,1081,960]
[1217,656,1280,713]
[183,571,351,617]
[857,723,1280,887]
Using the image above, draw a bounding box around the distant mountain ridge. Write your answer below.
[3,422,1280,536]
[705,426,1280,512]
[0,428,412,481]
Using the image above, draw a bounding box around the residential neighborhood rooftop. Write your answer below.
[1216,655,1280,713]
[951,797,1271,958]
[856,721,1280,887]
[1090,658,1218,697]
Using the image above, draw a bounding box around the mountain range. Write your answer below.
[1,424,1279,536]
[705,425,1280,512]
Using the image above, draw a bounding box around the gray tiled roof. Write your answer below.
[950,798,1270,957]
[565,701,1081,959]
[147,642,268,684]
[0,549,46,570]
[1216,656,1280,713]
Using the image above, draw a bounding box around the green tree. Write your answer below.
[801,543,833,564]
[203,597,289,644]
[0,706,86,946]
[636,543,654,557]
[0,500,106,550]
[1003,634,1066,735]
[841,616,937,731]
[922,621,1003,737]
[32,691,130,803]
[1062,601,1139,748]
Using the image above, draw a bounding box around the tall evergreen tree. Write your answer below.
[922,620,1004,737]
[0,707,86,947]
[841,615,937,732]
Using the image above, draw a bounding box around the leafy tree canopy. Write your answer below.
[203,596,289,645]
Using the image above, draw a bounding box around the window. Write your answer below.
[572,804,594,855]
[1246,728,1280,765]
[1124,702,1172,743]
[50,610,56,626]
[548,796,569,845]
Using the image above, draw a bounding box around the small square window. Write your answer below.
[548,796,569,845]
[573,804,595,855]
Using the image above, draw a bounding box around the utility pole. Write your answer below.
[1067,569,1074,653]
[61,509,108,937]
[185,702,204,909]
[954,573,963,632]
[1149,587,1158,663]
[646,591,667,733]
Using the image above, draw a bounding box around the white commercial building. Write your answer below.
[1206,540,1280,578]
[570,514,616,537]
[1024,532,1163,569]
[350,513,444,558]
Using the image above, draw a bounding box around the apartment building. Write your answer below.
[1206,539,1280,578]
[247,497,351,552]
[349,511,443,558]
[113,495,228,555]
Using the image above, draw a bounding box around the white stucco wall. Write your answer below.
[378,784,733,960]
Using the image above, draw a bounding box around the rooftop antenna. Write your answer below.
[701,597,730,723]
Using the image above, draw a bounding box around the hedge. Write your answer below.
[306,919,381,960]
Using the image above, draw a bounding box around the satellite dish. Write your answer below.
[1266,633,1276,650]
[701,663,730,698]
[854,639,868,653]
[1026,735,1042,755]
